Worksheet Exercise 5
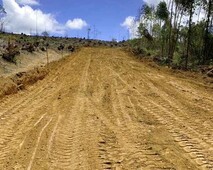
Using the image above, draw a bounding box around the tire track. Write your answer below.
[0,52,79,119]
[0,53,79,169]
[27,117,52,170]
[118,60,213,148]
[48,55,94,169]
[123,61,213,148]
[107,65,213,169]
[0,47,212,170]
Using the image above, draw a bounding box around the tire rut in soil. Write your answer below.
[0,48,212,170]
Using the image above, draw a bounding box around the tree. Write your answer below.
[182,0,196,68]
[203,0,213,64]
[41,31,49,37]
[139,4,156,35]
[168,0,174,61]
[156,1,169,22]
[156,1,169,57]
[135,0,212,69]
[138,23,153,41]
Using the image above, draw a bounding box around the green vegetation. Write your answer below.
[2,38,20,63]
[0,32,126,64]
[129,0,213,70]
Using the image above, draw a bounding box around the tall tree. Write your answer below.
[186,0,195,68]
[168,0,174,61]
[177,0,196,68]
[136,0,212,68]
[203,0,213,64]
[156,1,169,24]
[156,1,169,57]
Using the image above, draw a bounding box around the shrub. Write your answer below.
[58,44,65,51]
[21,43,35,53]
[2,42,20,63]
[67,45,75,52]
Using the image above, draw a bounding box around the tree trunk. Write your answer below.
[168,0,174,61]
[185,1,194,69]
[171,9,184,60]
[203,0,212,64]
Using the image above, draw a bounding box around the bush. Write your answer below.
[67,45,75,52]
[2,51,19,63]
[58,44,65,51]
[2,43,20,63]
[40,47,46,51]
[127,39,147,57]
[21,43,35,53]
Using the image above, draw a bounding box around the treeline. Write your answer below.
[131,0,213,69]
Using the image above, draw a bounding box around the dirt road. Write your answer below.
[0,48,212,170]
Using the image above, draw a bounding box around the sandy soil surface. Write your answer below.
[0,49,65,77]
[0,47,212,170]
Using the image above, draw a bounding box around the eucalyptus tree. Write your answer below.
[173,0,196,68]
[167,0,175,60]
[203,0,213,64]
[156,1,169,23]
[139,4,152,32]
[135,0,213,68]
[156,1,169,57]
[138,4,155,40]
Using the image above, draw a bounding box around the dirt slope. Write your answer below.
[0,49,65,77]
[0,47,212,170]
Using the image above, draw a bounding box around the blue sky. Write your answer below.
[1,0,144,41]
[39,0,143,40]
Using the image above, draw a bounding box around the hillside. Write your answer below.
[0,33,127,98]
[0,48,212,169]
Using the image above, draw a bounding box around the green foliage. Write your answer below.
[156,1,169,21]
[138,23,145,37]
[172,52,185,67]
[128,39,147,58]
[141,4,152,18]
[131,0,213,69]
[152,23,161,38]
[2,40,20,63]
[177,0,195,11]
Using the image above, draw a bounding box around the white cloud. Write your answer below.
[121,16,139,39]
[2,0,64,35]
[66,18,88,30]
[121,16,135,29]
[16,0,39,6]
[143,0,161,6]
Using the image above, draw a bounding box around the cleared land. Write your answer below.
[0,48,212,170]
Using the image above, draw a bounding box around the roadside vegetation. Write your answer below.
[0,32,126,64]
[128,0,213,77]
